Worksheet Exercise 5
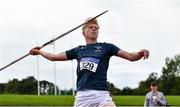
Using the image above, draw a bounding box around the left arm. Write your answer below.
[117,49,149,61]
[156,94,167,106]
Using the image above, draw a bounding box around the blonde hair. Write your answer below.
[82,18,99,36]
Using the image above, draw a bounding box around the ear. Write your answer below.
[82,31,86,37]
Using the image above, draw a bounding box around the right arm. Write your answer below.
[144,94,149,107]
[29,47,68,61]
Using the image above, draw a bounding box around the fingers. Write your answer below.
[29,49,36,55]
[34,46,41,50]
[139,49,149,60]
[142,49,149,60]
[29,47,41,55]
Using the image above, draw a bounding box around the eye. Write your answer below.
[88,26,93,29]
[94,26,98,30]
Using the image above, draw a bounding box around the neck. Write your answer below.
[85,38,98,45]
[152,90,157,93]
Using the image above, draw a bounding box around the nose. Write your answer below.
[92,27,97,31]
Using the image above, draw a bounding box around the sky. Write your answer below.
[0,0,179,90]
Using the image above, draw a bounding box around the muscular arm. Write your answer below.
[117,49,149,61]
[39,51,68,61]
[30,47,68,61]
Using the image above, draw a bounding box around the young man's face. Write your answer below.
[83,23,99,40]
[151,85,158,92]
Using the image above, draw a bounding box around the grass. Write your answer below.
[0,95,74,106]
[0,94,180,106]
[113,96,145,106]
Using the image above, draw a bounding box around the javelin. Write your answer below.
[0,10,108,71]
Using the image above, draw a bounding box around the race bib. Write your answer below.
[80,57,100,72]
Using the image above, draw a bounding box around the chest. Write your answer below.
[77,45,108,59]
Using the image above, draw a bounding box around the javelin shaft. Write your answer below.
[0,10,108,71]
[0,53,30,71]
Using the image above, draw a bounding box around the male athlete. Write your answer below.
[30,18,149,107]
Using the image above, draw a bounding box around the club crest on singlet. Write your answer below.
[80,57,100,72]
